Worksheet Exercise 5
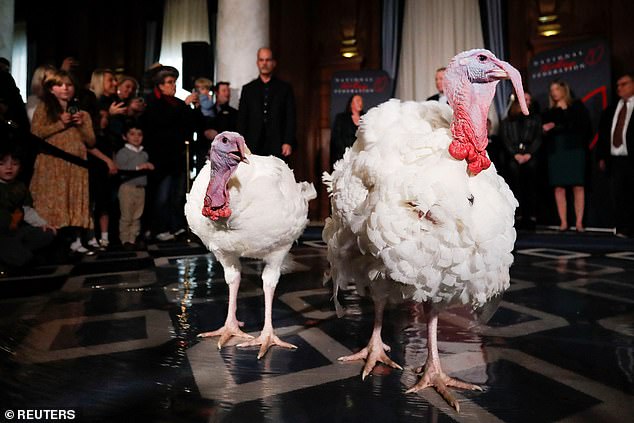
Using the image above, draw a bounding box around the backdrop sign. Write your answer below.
[528,39,611,148]
[330,70,392,127]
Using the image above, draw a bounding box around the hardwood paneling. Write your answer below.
[270,0,381,220]
[18,0,162,87]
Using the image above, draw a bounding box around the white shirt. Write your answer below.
[611,96,633,156]
[124,143,144,153]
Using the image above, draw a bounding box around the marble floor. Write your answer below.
[1,229,633,422]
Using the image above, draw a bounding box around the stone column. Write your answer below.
[216,0,269,108]
[0,0,15,61]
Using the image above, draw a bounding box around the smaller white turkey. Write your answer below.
[186,131,316,358]
[323,49,528,411]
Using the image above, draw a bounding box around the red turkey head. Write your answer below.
[443,49,528,175]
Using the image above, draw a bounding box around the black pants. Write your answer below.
[507,157,538,219]
[0,225,55,267]
[147,171,187,235]
[610,156,634,236]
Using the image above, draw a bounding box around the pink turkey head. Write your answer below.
[202,131,250,220]
[210,131,250,167]
[443,49,528,175]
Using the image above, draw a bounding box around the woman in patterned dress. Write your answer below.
[30,70,96,253]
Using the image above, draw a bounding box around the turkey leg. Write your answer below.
[405,308,482,412]
[238,283,297,359]
[338,294,403,379]
[198,269,253,348]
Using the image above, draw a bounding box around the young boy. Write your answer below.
[194,77,214,117]
[0,143,56,270]
[114,120,154,249]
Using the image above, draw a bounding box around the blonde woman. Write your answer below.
[542,79,592,232]
[116,75,139,103]
[90,69,127,128]
[87,69,123,248]
[26,64,56,123]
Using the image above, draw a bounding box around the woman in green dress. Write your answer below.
[542,79,592,232]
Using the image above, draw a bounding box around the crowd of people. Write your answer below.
[1,49,632,273]
[0,47,297,272]
[425,67,633,236]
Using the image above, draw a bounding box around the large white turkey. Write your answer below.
[323,49,528,411]
[186,131,316,358]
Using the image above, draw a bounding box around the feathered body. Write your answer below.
[323,99,517,309]
[186,132,316,358]
[187,154,315,260]
[322,50,528,411]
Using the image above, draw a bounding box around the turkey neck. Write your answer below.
[451,75,498,154]
[206,153,239,209]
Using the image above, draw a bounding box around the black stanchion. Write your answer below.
[185,140,192,243]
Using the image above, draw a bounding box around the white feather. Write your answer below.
[323,100,517,308]
[186,155,316,268]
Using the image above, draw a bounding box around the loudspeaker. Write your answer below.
[181,41,213,92]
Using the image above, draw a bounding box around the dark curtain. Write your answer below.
[480,0,511,119]
[144,0,165,70]
[145,21,161,70]
[382,0,404,96]
[208,0,217,70]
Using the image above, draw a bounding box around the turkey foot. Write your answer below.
[338,333,402,380]
[197,319,253,349]
[237,327,297,359]
[406,359,482,412]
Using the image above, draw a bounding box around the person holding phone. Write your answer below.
[30,70,96,254]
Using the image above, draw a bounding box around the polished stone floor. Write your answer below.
[1,229,633,422]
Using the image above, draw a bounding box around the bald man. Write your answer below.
[426,67,448,105]
[237,48,297,158]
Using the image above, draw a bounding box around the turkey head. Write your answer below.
[202,131,250,220]
[444,49,528,175]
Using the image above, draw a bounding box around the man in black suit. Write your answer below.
[598,72,634,237]
[426,67,447,104]
[238,48,296,158]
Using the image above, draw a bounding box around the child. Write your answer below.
[0,143,56,270]
[114,120,154,249]
[194,77,214,117]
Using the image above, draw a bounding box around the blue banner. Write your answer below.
[330,70,392,127]
[528,39,611,149]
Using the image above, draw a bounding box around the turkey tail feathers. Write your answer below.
[322,172,333,193]
[300,182,317,201]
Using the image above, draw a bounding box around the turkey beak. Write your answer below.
[491,58,529,116]
[238,139,250,164]
[486,68,509,80]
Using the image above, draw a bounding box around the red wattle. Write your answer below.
[450,104,490,176]
[467,152,491,175]
[448,141,469,160]
[202,197,232,221]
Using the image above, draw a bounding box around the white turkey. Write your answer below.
[323,49,528,411]
[186,131,316,358]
